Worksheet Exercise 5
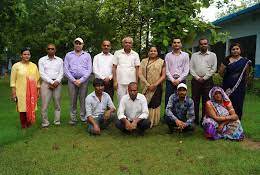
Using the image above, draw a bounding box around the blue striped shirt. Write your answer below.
[166,93,195,126]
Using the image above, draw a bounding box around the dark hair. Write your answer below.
[20,47,30,54]
[102,40,111,44]
[93,78,104,87]
[147,45,162,58]
[198,38,208,45]
[229,43,242,55]
[128,82,138,88]
[148,46,159,53]
[172,37,182,43]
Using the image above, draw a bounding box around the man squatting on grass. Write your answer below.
[115,82,151,135]
[165,83,195,133]
[85,78,116,135]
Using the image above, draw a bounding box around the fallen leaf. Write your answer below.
[119,165,129,173]
[52,143,59,150]
[175,148,183,156]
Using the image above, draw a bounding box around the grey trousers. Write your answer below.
[40,81,62,127]
[68,80,88,122]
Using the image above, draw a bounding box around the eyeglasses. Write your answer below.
[47,48,55,50]
[74,42,82,45]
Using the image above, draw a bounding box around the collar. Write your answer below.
[47,55,57,60]
[127,93,141,101]
[72,50,85,55]
[91,91,105,100]
[174,93,188,102]
[101,52,112,56]
[121,49,133,55]
[171,50,182,55]
[199,51,209,55]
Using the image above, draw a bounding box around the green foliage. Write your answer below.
[1,0,229,60]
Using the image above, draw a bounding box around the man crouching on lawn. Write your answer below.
[115,82,150,135]
[86,78,116,135]
[165,83,195,133]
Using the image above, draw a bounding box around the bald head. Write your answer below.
[128,82,138,101]
[101,40,111,54]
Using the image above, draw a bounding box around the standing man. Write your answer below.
[190,38,217,125]
[64,37,92,125]
[116,82,150,135]
[165,38,189,108]
[165,83,195,133]
[112,36,140,102]
[93,40,114,100]
[39,44,63,127]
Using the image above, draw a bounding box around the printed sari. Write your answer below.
[140,58,164,127]
[202,87,244,140]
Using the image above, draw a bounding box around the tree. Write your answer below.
[150,0,213,50]
[99,0,226,55]
[216,0,260,18]
[0,0,28,62]
[1,0,229,62]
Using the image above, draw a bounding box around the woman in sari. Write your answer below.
[219,43,251,120]
[10,48,40,128]
[139,46,166,128]
[202,87,244,141]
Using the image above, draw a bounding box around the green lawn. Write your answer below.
[0,77,259,175]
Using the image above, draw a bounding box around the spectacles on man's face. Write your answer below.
[47,48,55,50]
[74,42,82,45]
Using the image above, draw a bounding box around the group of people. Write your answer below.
[10,36,251,141]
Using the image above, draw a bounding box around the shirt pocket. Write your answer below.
[136,101,143,113]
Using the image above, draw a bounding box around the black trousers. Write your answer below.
[191,78,214,125]
[115,119,150,134]
[104,79,114,101]
[165,115,194,132]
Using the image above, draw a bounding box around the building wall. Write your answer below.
[189,10,260,77]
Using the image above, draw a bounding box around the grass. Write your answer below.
[0,77,259,175]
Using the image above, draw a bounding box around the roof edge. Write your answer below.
[213,3,260,25]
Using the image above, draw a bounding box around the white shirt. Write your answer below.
[190,51,217,80]
[38,55,64,84]
[113,49,140,84]
[93,52,113,80]
[85,91,115,118]
[117,93,149,121]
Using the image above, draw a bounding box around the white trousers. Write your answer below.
[117,84,128,103]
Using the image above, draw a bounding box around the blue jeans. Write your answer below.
[87,114,112,134]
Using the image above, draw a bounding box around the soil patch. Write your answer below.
[242,138,260,150]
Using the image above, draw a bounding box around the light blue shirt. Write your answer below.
[64,50,92,83]
[85,91,115,118]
